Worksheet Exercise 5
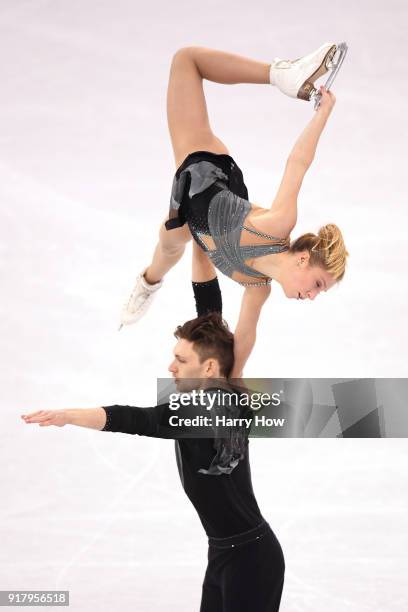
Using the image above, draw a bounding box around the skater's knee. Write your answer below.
[172,47,193,61]
[172,47,198,68]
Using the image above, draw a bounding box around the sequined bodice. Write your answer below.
[169,159,290,287]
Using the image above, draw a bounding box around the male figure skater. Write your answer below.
[21,248,285,611]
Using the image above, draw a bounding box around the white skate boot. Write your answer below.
[270,42,348,110]
[118,269,163,330]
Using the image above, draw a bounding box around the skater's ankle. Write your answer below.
[268,62,276,86]
[143,269,162,286]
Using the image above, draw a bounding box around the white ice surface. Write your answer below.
[1,0,408,610]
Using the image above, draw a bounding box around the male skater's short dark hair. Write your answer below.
[174,313,234,378]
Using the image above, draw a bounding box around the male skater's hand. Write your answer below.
[316,85,336,115]
[21,410,68,427]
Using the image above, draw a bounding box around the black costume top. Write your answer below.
[101,400,265,538]
[101,275,265,538]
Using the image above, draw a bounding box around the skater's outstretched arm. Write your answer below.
[21,408,107,429]
[230,285,271,379]
[21,404,172,437]
[270,86,336,223]
[190,243,267,379]
[289,86,336,165]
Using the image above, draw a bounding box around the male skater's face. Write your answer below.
[168,338,218,392]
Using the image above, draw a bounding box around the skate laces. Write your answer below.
[274,57,302,68]
[273,59,292,69]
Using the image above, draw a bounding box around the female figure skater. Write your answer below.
[120,43,349,377]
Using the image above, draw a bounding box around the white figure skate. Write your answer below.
[270,42,348,110]
[118,269,163,330]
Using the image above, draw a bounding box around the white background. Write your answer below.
[1,0,407,610]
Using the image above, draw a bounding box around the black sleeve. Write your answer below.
[101,403,173,438]
[192,277,222,317]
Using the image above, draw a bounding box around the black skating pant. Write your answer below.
[200,521,285,612]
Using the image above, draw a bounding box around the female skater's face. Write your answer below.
[282,251,336,300]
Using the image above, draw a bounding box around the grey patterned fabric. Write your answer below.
[206,189,289,282]
[167,157,290,286]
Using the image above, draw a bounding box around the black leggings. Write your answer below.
[193,277,222,317]
[200,520,285,612]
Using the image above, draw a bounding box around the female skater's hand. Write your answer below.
[316,85,336,115]
[21,409,68,427]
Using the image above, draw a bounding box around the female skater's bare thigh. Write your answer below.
[167,48,229,168]
[159,215,192,248]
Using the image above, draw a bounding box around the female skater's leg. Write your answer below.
[146,47,271,283]
[166,46,271,168]
[192,241,222,317]
[144,220,190,285]
[121,47,271,326]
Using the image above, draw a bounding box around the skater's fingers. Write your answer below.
[24,412,54,423]
[320,86,333,97]
[22,410,46,419]
[22,414,43,423]
[317,87,336,112]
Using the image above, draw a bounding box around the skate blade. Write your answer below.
[313,42,348,110]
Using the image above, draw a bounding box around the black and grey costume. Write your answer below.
[166,150,290,287]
